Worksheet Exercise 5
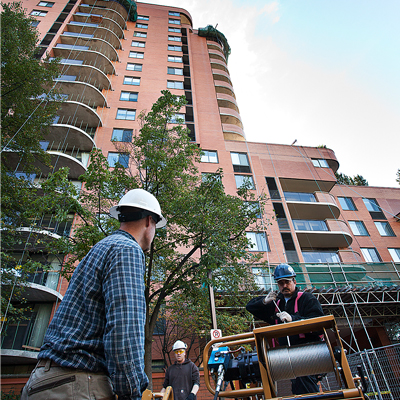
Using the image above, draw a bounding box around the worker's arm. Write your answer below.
[246,295,276,324]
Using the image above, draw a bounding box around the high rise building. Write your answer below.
[2,0,400,395]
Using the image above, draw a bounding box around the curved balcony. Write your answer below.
[77,5,126,31]
[22,283,63,302]
[209,50,226,63]
[47,124,96,152]
[212,70,232,85]
[82,0,129,22]
[47,151,87,179]
[295,219,353,249]
[222,124,246,141]
[217,94,239,112]
[67,23,122,49]
[207,40,224,53]
[72,13,124,39]
[279,178,337,195]
[54,80,108,108]
[210,60,229,74]
[53,46,115,75]
[219,108,243,129]
[286,192,340,220]
[60,34,119,62]
[57,63,112,91]
[57,100,103,129]
[214,81,236,98]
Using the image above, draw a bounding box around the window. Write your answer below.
[31,20,40,27]
[292,220,328,231]
[168,55,183,63]
[30,9,47,16]
[38,1,54,6]
[338,196,357,211]
[169,11,180,16]
[120,91,138,102]
[169,19,180,25]
[246,232,270,252]
[168,45,182,52]
[136,23,148,29]
[252,267,277,291]
[349,221,369,236]
[231,152,251,173]
[55,44,89,51]
[131,41,145,47]
[55,74,76,81]
[244,201,262,219]
[137,15,149,20]
[167,67,183,75]
[123,76,140,85]
[169,113,185,123]
[168,36,181,42]
[363,198,380,212]
[388,248,400,263]
[59,58,83,65]
[126,63,142,71]
[302,251,340,263]
[112,128,133,142]
[168,27,181,33]
[312,159,329,168]
[284,192,316,202]
[69,21,98,27]
[235,175,255,189]
[167,80,184,89]
[63,32,94,39]
[133,31,147,38]
[265,177,280,200]
[361,248,381,263]
[201,150,218,163]
[375,221,395,237]
[108,152,129,168]
[129,51,144,59]
[202,173,221,182]
[116,108,136,120]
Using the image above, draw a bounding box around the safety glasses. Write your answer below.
[174,349,185,354]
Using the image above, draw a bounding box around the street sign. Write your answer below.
[210,329,222,339]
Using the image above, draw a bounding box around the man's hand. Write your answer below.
[262,291,277,305]
[186,393,195,400]
[276,311,292,323]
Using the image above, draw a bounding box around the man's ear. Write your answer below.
[293,278,297,284]
[145,215,152,228]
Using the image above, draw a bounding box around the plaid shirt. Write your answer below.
[39,230,148,399]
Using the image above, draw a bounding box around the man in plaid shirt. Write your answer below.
[21,189,166,400]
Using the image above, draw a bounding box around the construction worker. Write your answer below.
[246,263,324,395]
[21,189,166,400]
[160,340,200,400]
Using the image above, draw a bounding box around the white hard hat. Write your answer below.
[172,340,187,351]
[110,189,166,228]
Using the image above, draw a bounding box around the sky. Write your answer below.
[143,0,400,187]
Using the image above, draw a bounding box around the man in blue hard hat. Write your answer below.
[246,263,324,395]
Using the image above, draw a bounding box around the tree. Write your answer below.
[396,169,400,186]
[335,172,368,186]
[67,90,267,387]
[1,2,62,328]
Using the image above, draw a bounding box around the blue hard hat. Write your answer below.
[273,263,296,281]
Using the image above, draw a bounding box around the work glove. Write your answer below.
[276,311,292,323]
[262,291,277,305]
[186,393,195,400]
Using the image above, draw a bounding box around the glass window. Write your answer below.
[363,198,380,212]
[201,150,218,163]
[107,152,129,168]
[167,80,184,89]
[69,21,98,27]
[63,32,93,39]
[55,74,76,81]
[30,9,47,16]
[133,31,147,38]
[136,23,148,29]
[284,192,316,202]
[120,91,138,102]
[168,36,181,42]
[169,113,185,123]
[116,109,136,120]
[244,201,262,219]
[123,76,140,85]
[168,27,181,33]
[231,152,251,173]
[374,221,395,236]
[338,197,357,211]
[168,55,183,63]
[388,248,400,263]
[235,175,255,189]
[349,221,369,236]
[252,267,277,291]
[137,15,149,20]
[201,172,221,182]
[361,248,381,263]
[55,44,89,51]
[126,63,142,71]
[169,19,180,25]
[312,159,329,168]
[129,51,144,59]
[246,232,270,252]
[112,129,133,142]
[59,58,84,65]
[167,67,183,75]
[302,251,340,263]
[168,45,182,52]
[38,1,54,6]
[31,20,40,27]
[293,220,328,231]
[169,11,180,16]
[131,41,145,47]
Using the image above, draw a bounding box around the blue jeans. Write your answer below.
[21,359,115,400]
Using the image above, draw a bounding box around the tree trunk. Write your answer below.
[144,334,153,390]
